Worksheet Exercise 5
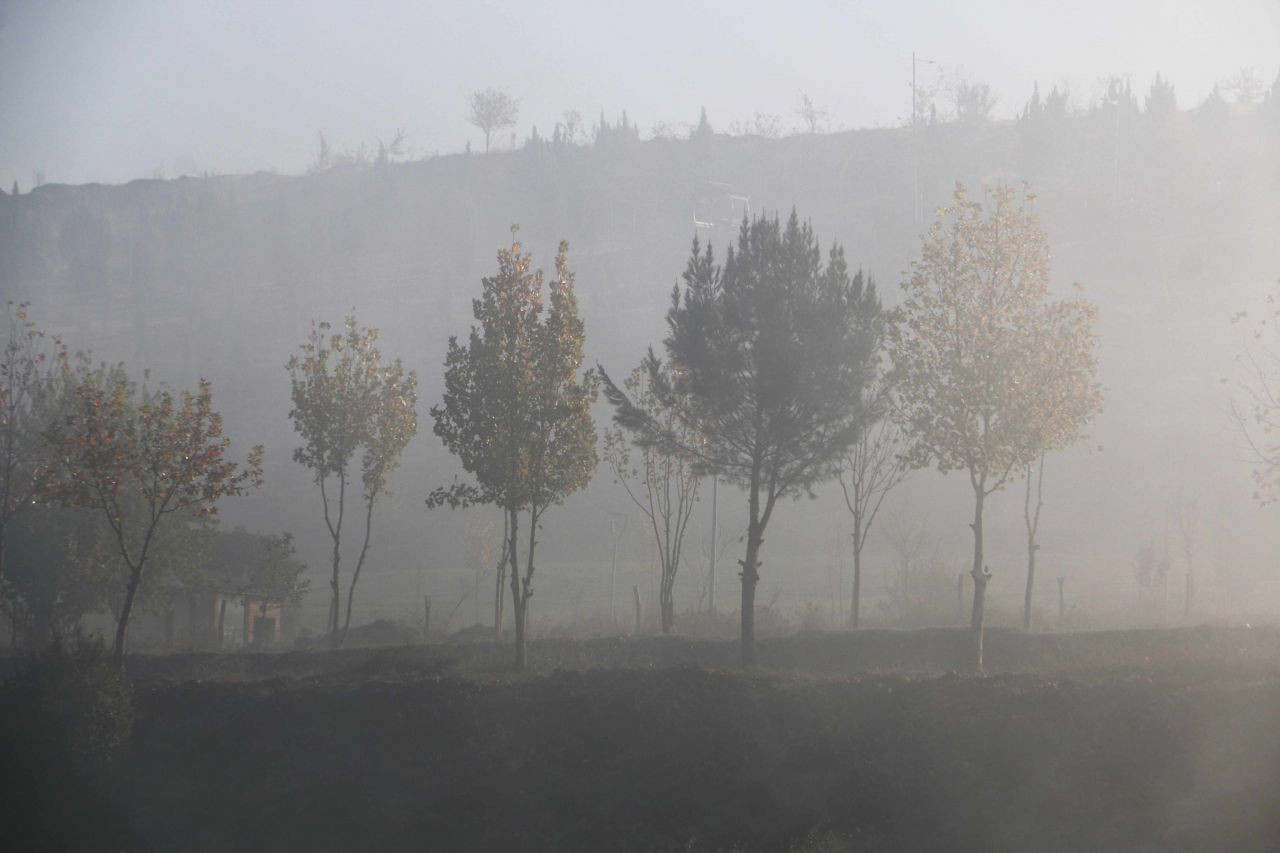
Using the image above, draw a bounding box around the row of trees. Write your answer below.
[0,313,268,666]
[425,184,1101,671]
[458,69,1280,158]
[1,303,425,663]
[3,182,1102,672]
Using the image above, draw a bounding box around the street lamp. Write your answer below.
[607,511,628,629]
[912,52,936,224]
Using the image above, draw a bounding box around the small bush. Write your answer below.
[0,635,135,848]
[4,635,133,773]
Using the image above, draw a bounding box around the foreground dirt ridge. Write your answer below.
[5,627,1280,851]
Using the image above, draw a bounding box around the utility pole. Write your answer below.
[1057,576,1066,630]
[608,512,628,629]
[912,51,936,224]
[708,477,717,613]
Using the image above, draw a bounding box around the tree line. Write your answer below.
[1,181,1103,672]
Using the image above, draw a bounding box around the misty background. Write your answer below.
[1,0,1279,636]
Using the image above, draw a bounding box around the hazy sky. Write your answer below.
[1,0,1277,188]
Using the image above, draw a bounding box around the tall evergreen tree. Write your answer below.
[603,211,883,666]
[1145,74,1177,120]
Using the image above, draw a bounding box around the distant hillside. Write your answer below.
[2,106,1278,631]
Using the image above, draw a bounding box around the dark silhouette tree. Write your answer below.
[429,231,598,670]
[287,315,418,646]
[602,211,883,666]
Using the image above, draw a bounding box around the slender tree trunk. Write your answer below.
[340,499,377,646]
[512,594,526,669]
[850,525,863,629]
[1184,570,1194,623]
[216,597,227,649]
[633,585,642,635]
[329,554,341,642]
[494,560,505,640]
[494,511,508,639]
[968,486,990,672]
[740,478,763,668]
[660,560,675,634]
[956,573,965,624]
[1057,577,1066,630]
[508,506,527,671]
[740,529,760,667]
[1023,536,1037,631]
[112,568,143,668]
[1023,457,1044,631]
[323,472,346,645]
[708,478,717,613]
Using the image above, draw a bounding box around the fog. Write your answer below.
[2,3,1280,849]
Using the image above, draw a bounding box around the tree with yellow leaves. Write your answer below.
[891,184,1102,669]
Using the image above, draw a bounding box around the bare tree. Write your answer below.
[727,113,783,138]
[838,416,908,628]
[375,128,409,168]
[468,89,519,152]
[795,93,830,133]
[603,364,701,634]
[560,110,584,145]
[883,512,949,626]
[1230,283,1280,503]
[1222,67,1265,105]
[954,80,997,125]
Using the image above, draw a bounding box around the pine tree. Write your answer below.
[603,211,883,666]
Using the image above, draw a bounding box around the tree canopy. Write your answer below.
[891,183,1102,668]
[430,233,597,668]
[603,211,883,664]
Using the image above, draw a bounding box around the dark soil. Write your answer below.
[6,626,1280,851]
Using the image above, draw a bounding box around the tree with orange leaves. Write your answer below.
[43,356,263,666]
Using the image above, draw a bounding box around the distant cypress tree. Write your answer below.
[1044,86,1070,121]
[692,106,712,143]
[1020,82,1043,123]
[1017,82,1057,178]
[1265,71,1280,126]
[1145,73,1177,120]
[1197,84,1230,127]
